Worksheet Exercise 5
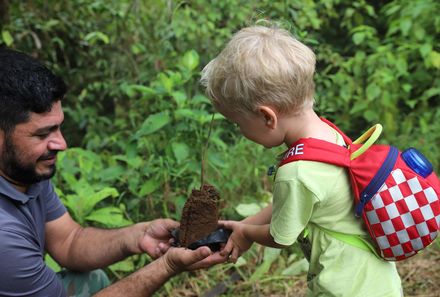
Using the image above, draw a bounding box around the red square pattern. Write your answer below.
[380,190,394,206]
[406,225,419,240]
[421,234,433,246]
[410,209,425,225]
[395,199,410,214]
[397,180,413,198]
[370,222,385,237]
[391,216,405,231]
[375,207,390,221]
[426,217,439,232]
[401,241,413,253]
[415,191,430,207]
[386,233,400,246]
[382,248,394,258]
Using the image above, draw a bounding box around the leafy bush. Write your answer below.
[1,0,439,292]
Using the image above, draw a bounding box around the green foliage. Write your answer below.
[2,0,439,294]
[54,148,131,227]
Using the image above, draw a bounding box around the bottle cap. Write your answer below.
[401,148,433,178]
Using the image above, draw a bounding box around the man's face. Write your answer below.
[0,101,67,185]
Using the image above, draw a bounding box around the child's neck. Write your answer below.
[281,110,336,147]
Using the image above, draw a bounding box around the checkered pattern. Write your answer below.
[364,169,440,261]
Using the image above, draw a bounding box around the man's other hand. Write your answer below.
[139,219,179,259]
[161,246,228,275]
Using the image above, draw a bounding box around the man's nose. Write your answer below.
[48,130,67,151]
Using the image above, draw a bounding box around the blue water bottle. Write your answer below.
[401,148,433,178]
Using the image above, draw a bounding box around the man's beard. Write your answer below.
[0,135,57,185]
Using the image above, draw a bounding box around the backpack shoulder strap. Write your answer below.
[279,138,351,167]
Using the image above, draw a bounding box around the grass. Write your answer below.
[153,243,440,297]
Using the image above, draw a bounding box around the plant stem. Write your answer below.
[201,114,215,188]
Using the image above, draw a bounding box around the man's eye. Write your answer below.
[36,133,49,139]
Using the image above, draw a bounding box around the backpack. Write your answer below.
[278,118,440,261]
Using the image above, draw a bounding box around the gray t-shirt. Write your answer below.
[0,177,67,296]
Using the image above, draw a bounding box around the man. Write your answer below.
[0,48,227,296]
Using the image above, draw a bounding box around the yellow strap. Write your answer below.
[350,124,383,160]
[315,225,381,259]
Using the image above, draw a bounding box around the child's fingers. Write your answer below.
[230,247,239,263]
[218,220,233,229]
[220,238,234,257]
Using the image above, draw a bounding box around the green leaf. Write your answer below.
[282,258,309,276]
[45,254,61,273]
[99,166,125,182]
[131,43,146,55]
[363,110,377,122]
[419,43,432,58]
[134,112,171,138]
[191,94,211,105]
[85,206,131,227]
[249,260,272,281]
[234,256,247,267]
[349,101,368,115]
[109,258,135,273]
[249,247,280,281]
[172,91,187,108]
[121,84,155,99]
[352,32,365,45]
[157,73,174,93]
[430,51,440,69]
[263,247,281,262]
[366,83,381,101]
[174,108,210,123]
[84,31,110,44]
[139,179,161,196]
[235,203,263,217]
[172,142,190,163]
[181,50,199,71]
[399,19,412,36]
[86,187,119,211]
[1,30,13,46]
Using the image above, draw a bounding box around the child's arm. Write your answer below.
[241,204,272,225]
[219,220,288,263]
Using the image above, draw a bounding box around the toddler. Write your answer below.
[201,25,402,297]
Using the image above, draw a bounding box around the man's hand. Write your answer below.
[161,246,229,275]
[139,219,179,259]
[218,220,254,263]
[94,246,229,297]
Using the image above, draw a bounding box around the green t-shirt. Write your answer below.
[270,132,402,297]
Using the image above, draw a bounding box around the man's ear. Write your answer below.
[258,106,278,129]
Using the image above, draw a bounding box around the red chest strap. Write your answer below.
[278,138,353,168]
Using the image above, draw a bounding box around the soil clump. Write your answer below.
[179,184,220,247]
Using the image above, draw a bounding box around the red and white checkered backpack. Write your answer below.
[278,118,440,261]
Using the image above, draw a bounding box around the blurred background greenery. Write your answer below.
[1,0,439,295]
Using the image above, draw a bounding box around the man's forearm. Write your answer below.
[93,256,174,297]
[64,223,148,271]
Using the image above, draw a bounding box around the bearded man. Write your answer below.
[0,48,226,297]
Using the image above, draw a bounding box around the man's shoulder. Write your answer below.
[0,201,31,239]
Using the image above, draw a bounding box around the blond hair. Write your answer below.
[201,25,316,115]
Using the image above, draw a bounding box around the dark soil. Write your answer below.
[179,184,220,247]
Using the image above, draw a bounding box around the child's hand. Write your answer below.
[219,220,253,263]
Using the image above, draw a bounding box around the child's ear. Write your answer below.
[258,106,278,129]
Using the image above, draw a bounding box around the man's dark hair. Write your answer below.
[0,48,67,132]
